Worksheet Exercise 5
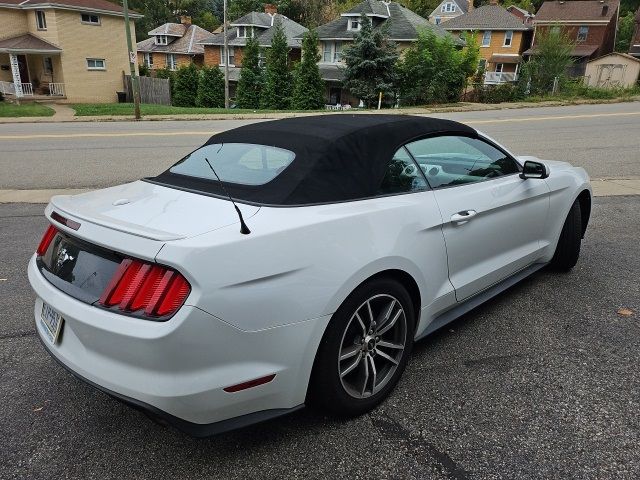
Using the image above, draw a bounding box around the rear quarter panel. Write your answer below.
[156,191,453,333]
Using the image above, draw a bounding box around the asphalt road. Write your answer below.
[1,196,639,479]
[1,102,639,190]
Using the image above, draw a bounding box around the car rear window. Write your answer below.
[170,143,295,186]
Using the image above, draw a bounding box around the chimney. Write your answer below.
[180,15,191,25]
[468,0,474,12]
[601,4,609,16]
[489,0,498,5]
[264,3,277,15]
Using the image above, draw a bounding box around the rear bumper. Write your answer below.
[28,255,330,432]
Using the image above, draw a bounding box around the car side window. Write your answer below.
[377,146,428,195]
[405,136,519,189]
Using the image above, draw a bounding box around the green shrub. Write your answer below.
[138,64,150,77]
[196,66,224,108]
[172,63,199,107]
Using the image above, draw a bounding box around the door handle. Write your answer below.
[451,210,477,224]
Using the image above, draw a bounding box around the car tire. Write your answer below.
[308,277,415,416]
[549,199,582,272]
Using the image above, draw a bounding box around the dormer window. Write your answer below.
[155,35,168,45]
[237,26,253,38]
[441,2,456,13]
[347,19,361,31]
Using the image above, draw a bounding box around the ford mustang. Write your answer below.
[28,115,591,436]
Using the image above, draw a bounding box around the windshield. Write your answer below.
[170,143,295,186]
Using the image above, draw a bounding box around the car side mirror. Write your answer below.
[520,160,549,180]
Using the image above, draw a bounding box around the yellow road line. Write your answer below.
[463,110,640,125]
[0,131,216,140]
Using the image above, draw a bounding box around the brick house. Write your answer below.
[0,0,141,102]
[524,0,620,76]
[428,0,472,25]
[629,6,640,58]
[136,16,211,71]
[314,0,461,106]
[443,2,532,84]
[197,4,306,97]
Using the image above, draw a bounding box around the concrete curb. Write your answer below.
[1,97,639,124]
[1,179,638,204]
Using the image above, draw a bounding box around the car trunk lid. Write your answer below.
[50,180,261,241]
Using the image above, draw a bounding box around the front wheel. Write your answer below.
[308,278,415,416]
[549,199,582,272]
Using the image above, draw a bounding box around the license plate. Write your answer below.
[40,302,64,344]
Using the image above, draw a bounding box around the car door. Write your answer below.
[405,134,550,302]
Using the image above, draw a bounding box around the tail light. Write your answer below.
[37,225,58,256]
[99,258,191,319]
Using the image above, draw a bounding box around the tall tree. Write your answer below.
[396,30,477,105]
[615,11,637,52]
[236,36,264,109]
[291,29,325,109]
[520,28,574,94]
[260,23,293,109]
[342,15,399,108]
[196,66,225,107]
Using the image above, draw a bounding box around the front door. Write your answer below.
[17,55,29,83]
[405,134,550,301]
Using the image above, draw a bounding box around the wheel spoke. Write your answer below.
[340,352,362,377]
[376,299,396,329]
[377,348,399,366]
[377,340,404,350]
[360,354,369,396]
[368,355,378,394]
[366,301,375,330]
[378,309,402,336]
[340,344,361,362]
[355,312,367,335]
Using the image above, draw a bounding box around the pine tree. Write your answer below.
[196,66,224,107]
[260,23,293,110]
[291,29,325,110]
[236,35,263,109]
[172,63,199,107]
[342,15,398,108]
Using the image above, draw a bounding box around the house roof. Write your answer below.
[523,43,598,57]
[315,1,460,43]
[137,24,211,55]
[148,23,187,36]
[534,0,619,22]
[442,5,531,30]
[0,33,62,53]
[0,0,142,17]
[489,53,522,63]
[230,11,277,27]
[342,0,391,17]
[319,63,344,82]
[587,51,640,64]
[431,0,470,16]
[199,14,307,48]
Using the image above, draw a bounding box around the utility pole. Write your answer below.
[223,0,230,109]
[122,0,141,120]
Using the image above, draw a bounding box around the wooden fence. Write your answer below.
[123,74,171,105]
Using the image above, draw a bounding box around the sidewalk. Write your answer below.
[0,178,638,203]
[1,96,639,123]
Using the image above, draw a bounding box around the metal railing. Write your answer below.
[484,72,518,84]
[21,83,34,96]
[48,83,65,96]
[0,80,16,95]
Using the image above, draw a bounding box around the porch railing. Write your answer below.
[484,72,518,84]
[48,83,65,96]
[21,83,34,96]
[0,80,16,95]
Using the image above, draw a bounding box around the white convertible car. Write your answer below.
[28,115,591,436]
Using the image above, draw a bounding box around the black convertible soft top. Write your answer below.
[149,114,476,206]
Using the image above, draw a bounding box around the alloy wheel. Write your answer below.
[337,294,407,399]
